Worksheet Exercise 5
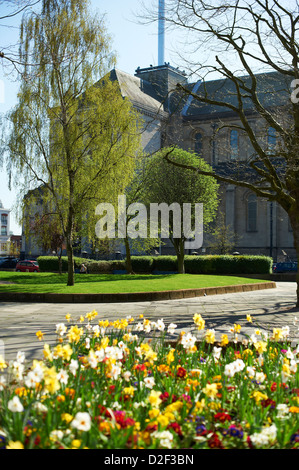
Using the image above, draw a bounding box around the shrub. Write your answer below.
[153,256,178,272]
[131,256,154,273]
[84,260,112,274]
[184,255,272,274]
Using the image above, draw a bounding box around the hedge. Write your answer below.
[37,254,272,275]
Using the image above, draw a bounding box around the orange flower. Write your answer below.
[65,388,75,399]
[289,406,299,413]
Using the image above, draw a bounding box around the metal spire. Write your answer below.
[158,0,165,65]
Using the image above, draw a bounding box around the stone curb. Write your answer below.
[0,281,276,303]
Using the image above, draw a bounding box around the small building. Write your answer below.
[0,200,11,256]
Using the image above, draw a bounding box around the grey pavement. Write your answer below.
[0,281,299,364]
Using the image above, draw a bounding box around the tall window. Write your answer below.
[230,130,239,159]
[267,127,276,152]
[1,227,7,236]
[194,132,202,156]
[247,194,257,231]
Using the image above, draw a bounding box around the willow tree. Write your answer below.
[6,0,142,285]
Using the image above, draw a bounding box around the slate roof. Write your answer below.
[180,71,293,121]
[108,68,168,119]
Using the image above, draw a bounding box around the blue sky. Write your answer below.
[0,0,178,234]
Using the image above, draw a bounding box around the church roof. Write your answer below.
[108,68,168,119]
[180,71,293,121]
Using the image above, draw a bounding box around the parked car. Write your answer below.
[15,260,40,272]
[0,258,19,270]
[272,262,298,273]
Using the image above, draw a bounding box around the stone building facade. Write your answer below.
[21,63,295,261]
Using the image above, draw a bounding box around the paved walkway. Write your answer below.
[0,282,298,363]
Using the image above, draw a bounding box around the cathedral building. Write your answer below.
[21,61,295,261]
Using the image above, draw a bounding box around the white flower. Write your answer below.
[50,430,64,441]
[290,359,298,373]
[250,424,277,448]
[112,401,122,410]
[8,396,24,413]
[143,376,155,389]
[0,375,6,391]
[123,371,132,382]
[110,364,122,380]
[118,341,127,351]
[105,347,123,361]
[25,371,39,388]
[135,323,144,332]
[55,323,67,336]
[276,404,289,419]
[167,323,177,334]
[255,372,266,383]
[135,347,143,358]
[69,359,79,376]
[246,366,256,378]
[94,349,105,362]
[282,326,290,339]
[152,430,173,449]
[85,338,91,349]
[156,319,165,331]
[87,350,98,369]
[224,359,245,378]
[57,369,69,385]
[212,346,222,361]
[71,412,91,432]
[234,359,245,371]
[16,351,26,364]
[180,332,197,350]
[32,401,48,413]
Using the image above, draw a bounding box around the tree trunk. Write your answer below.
[66,237,74,286]
[173,238,185,274]
[288,209,299,307]
[58,251,62,275]
[124,236,134,274]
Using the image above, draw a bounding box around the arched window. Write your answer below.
[267,127,276,152]
[194,132,202,156]
[247,194,257,232]
[230,130,238,159]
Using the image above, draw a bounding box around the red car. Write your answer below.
[16,260,40,272]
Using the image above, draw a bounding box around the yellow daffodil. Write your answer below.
[6,441,24,449]
[193,313,205,330]
[205,329,216,344]
[202,383,218,399]
[148,409,160,420]
[0,355,7,372]
[254,341,267,355]
[220,334,229,347]
[67,325,84,344]
[148,390,162,408]
[61,413,73,423]
[36,331,44,341]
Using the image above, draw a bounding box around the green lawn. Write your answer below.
[0,271,268,294]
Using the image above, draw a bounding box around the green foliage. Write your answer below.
[183,255,273,275]
[130,256,154,273]
[152,256,178,272]
[37,255,272,274]
[141,147,220,273]
[6,0,142,286]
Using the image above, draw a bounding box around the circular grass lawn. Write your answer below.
[0,271,269,294]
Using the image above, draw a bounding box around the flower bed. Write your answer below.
[0,312,299,449]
